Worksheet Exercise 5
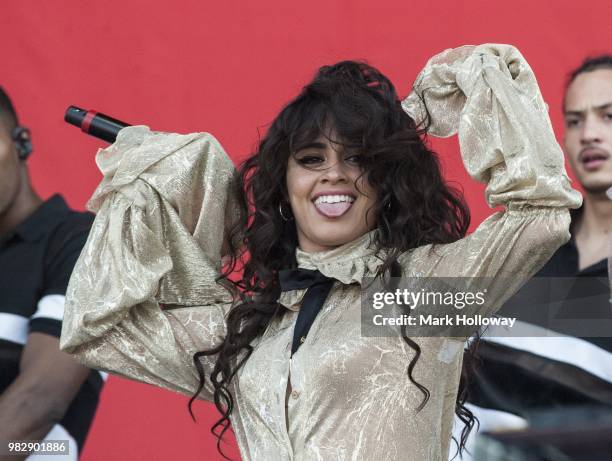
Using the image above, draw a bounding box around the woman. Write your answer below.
[60,44,581,461]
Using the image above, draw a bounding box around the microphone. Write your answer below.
[64,106,130,143]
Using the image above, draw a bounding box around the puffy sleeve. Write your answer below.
[59,126,240,400]
[399,44,582,320]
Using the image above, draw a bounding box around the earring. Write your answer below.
[279,203,293,221]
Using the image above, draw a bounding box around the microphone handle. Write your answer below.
[65,106,131,143]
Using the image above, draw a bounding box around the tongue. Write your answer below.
[316,201,352,217]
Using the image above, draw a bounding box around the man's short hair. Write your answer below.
[0,86,19,132]
[566,55,612,88]
[563,54,612,111]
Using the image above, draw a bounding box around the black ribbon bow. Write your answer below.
[278,268,336,356]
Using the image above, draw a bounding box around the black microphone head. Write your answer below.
[65,106,131,143]
[65,106,87,128]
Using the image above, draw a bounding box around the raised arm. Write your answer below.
[60,126,240,400]
[399,44,582,319]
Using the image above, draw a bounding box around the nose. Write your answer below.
[320,159,349,183]
[580,115,603,145]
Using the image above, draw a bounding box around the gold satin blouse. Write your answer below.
[60,44,582,461]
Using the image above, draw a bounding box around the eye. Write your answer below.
[344,154,363,165]
[565,118,580,128]
[604,113,612,122]
[296,154,323,165]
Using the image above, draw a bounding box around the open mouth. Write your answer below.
[580,149,609,171]
[313,194,356,218]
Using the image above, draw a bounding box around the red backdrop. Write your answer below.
[2,1,611,459]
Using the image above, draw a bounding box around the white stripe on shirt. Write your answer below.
[31,294,65,322]
[0,312,29,344]
[482,320,612,384]
[451,403,527,461]
[26,423,78,461]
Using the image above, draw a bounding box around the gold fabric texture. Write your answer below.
[61,44,582,461]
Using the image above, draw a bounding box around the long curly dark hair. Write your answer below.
[188,60,478,459]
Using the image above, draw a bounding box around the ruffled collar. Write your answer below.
[278,229,386,310]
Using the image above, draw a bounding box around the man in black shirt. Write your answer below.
[455,56,612,459]
[0,88,102,460]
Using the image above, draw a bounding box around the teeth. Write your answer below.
[314,195,355,204]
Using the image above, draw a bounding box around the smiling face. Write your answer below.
[563,69,612,194]
[285,130,378,253]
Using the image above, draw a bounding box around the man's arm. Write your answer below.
[0,332,91,461]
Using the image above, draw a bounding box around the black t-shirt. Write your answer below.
[466,208,612,419]
[0,194,102,453]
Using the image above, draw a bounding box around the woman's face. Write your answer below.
[285,131,377,253]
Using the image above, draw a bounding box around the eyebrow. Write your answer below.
[294,142,328,151]
[565,102,612,116]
